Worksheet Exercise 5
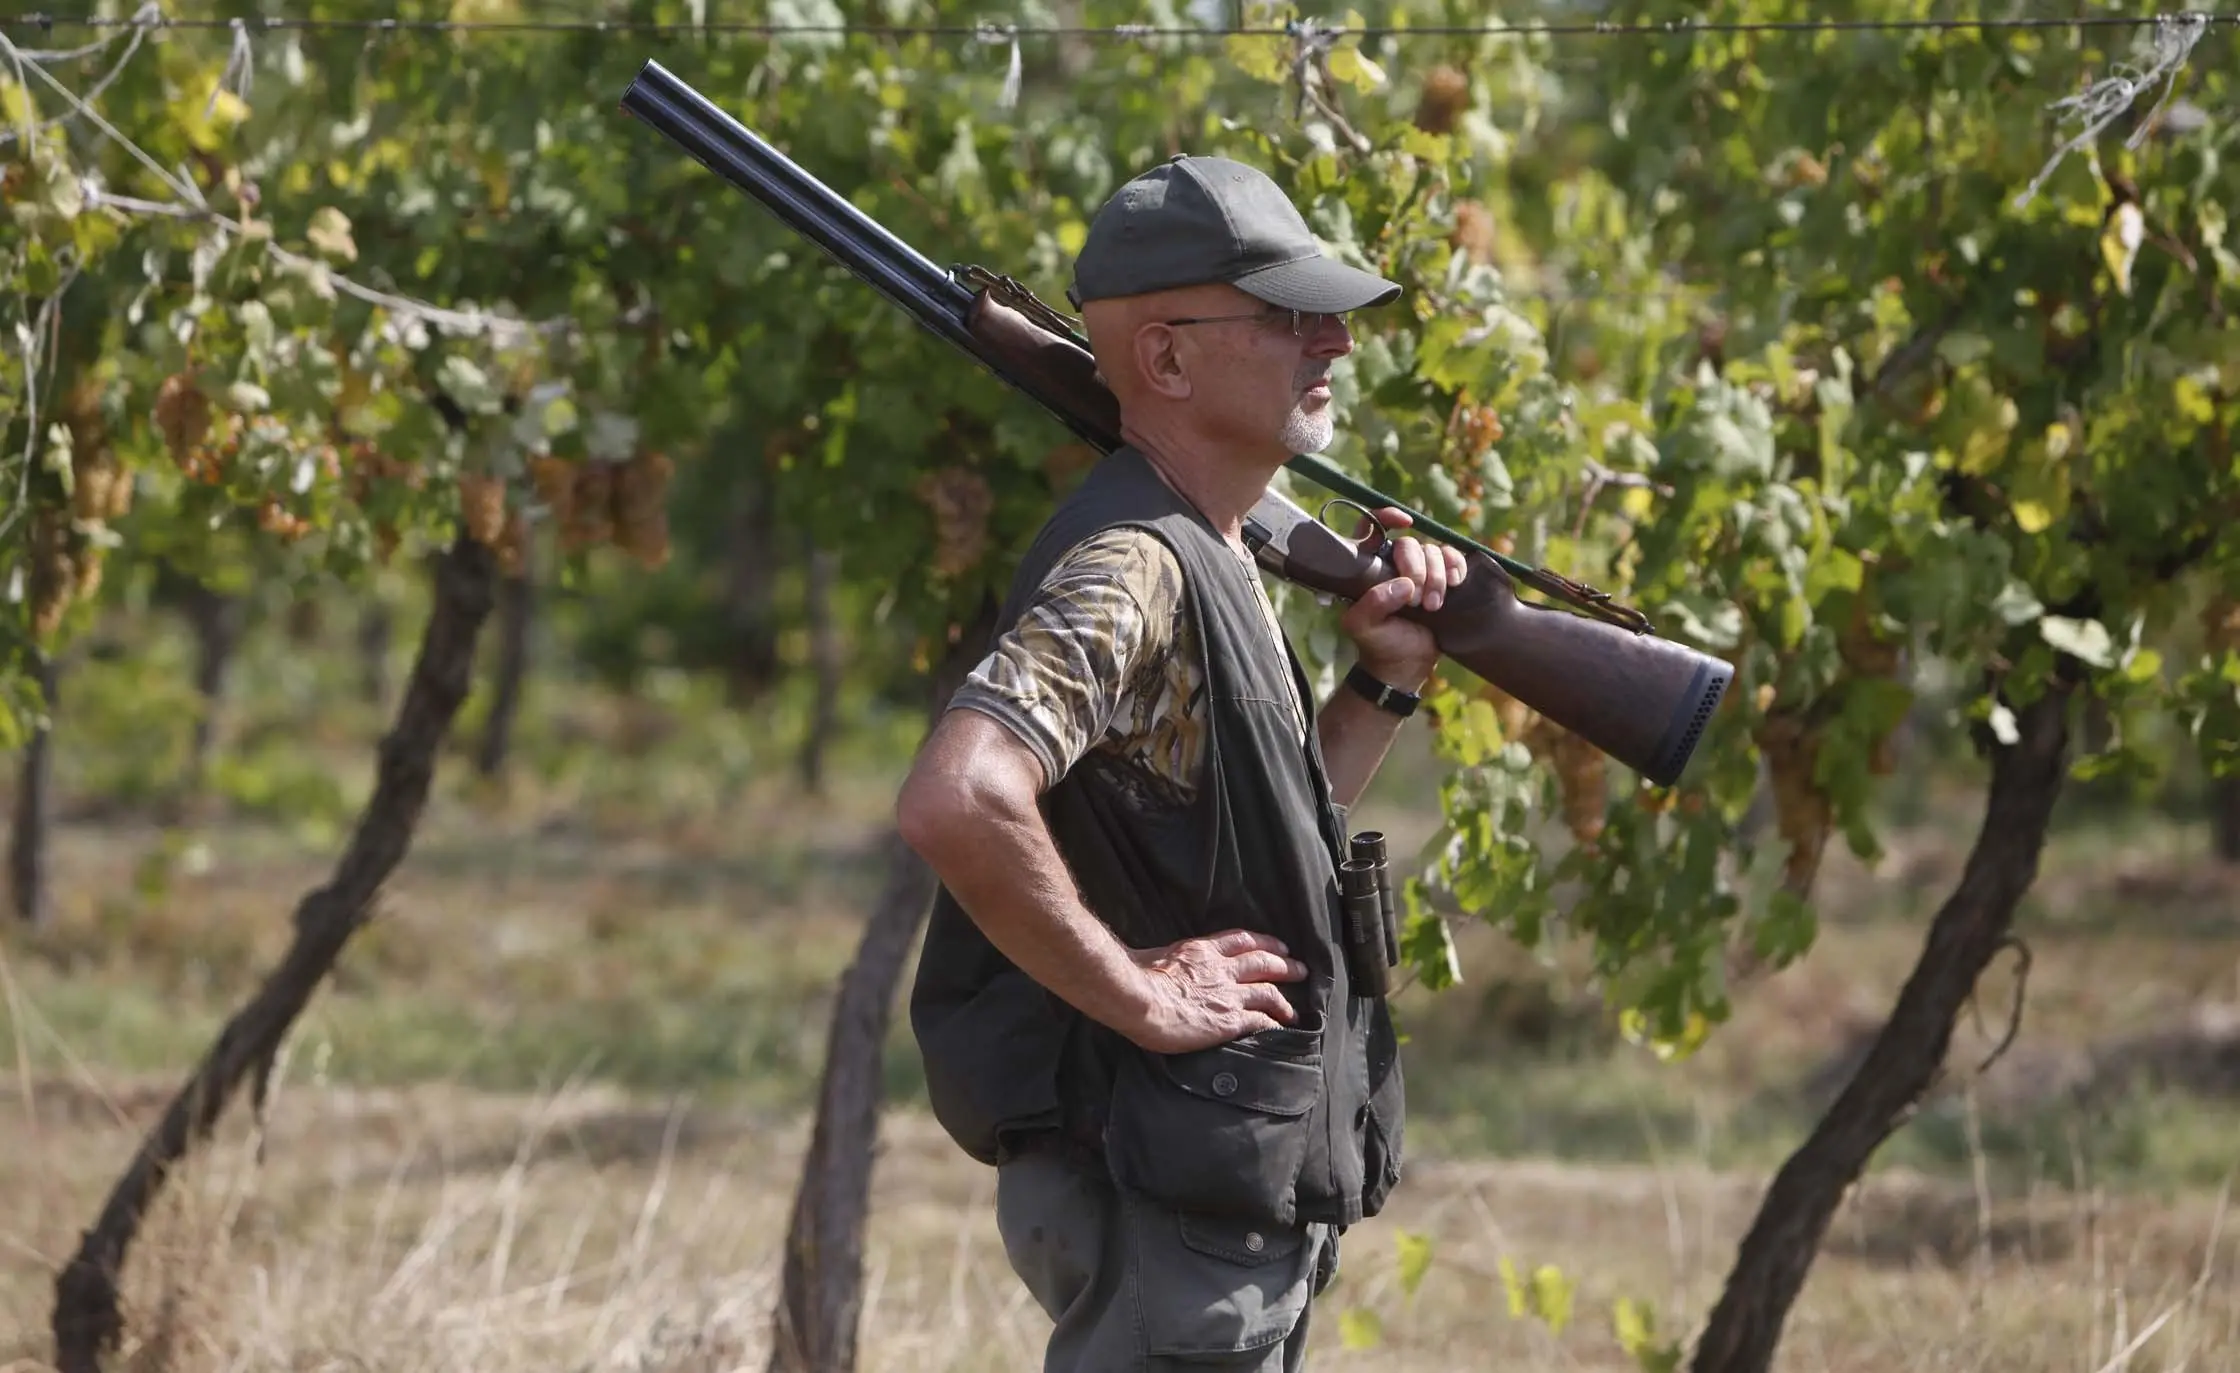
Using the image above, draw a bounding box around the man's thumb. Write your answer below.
[1378,576,1419,608]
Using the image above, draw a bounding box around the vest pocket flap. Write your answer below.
[1161,1038,1321,1117]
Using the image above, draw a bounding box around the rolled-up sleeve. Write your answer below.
[948,529,1178,791]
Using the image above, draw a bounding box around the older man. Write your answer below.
[900,152,1464,1371]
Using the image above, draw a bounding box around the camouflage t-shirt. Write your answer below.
[951,526,1304,807]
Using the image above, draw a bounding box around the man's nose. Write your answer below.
[1306,312,1354,358]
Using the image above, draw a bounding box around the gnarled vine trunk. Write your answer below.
[50,533,498,1373]
[182,580,246,788]
[2211,773,2240,866]
[1690,676,2077,1373]
[798,544,843,795]
[476,570,534,779]
[767,600,995,1373]
[9,651,60,927]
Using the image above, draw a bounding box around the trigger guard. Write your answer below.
[1316,497,1388,555]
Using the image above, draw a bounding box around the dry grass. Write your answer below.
[0,1075,2234,1373]
[5,637,2240,1370]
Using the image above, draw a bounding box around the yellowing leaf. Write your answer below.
[306,207,358,264]
[207,88,250,130]
[1614,1297,1683,1372]
[1395,1230,1434,1296]
[2175,375,2216,425]
[1399,127,1453,162]
[2011,499,2053,533]
[1223,35,1287,86]
[1531,1264,1576,1334]
[1338,1307,1382,1350]
[1620,1007,1713,1061]
[1328,45,1386,92]
[1499,1256,1528,1317]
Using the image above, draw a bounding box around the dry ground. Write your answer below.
[0,1077,2236,1373]
[3,666,2239,1369]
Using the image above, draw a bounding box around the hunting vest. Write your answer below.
[908,445,1405,1231]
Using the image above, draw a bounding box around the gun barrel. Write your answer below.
[618,59,980,355]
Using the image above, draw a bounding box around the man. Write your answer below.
[899,151,1465,1371]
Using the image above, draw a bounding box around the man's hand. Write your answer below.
[1338,506,1470,690]
[1121,929,1310,1054]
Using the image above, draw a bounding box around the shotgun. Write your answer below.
[616,59,1732,788]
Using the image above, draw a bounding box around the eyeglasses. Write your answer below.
[1159,308,1346,337]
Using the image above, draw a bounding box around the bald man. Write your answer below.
[902,153,1464,1371]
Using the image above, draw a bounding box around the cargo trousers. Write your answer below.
[995,1140,1339,1371]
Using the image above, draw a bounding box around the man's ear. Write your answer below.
[1136,325,1192,401]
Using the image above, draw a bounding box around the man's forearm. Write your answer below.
[926,802,1153,1029]
[1315,680,1410,809]
[898,723,1153,1035]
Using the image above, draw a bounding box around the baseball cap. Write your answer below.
[1067,153,1401,314]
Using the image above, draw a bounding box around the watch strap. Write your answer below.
[1345,663,1420,719]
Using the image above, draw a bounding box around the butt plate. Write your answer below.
[1642,658,1734,788]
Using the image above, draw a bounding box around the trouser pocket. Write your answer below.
[1103,1022,1324,1225]
[1130,1197,1320,1361]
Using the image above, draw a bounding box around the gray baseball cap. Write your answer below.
[1067,153,1400,313]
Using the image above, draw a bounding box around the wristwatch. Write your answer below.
[1344,663,1420,719]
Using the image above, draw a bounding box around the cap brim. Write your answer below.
[1231,254,1400,312]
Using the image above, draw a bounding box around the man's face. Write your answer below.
[1158,286,1357,459]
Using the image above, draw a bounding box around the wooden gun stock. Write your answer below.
[1268,519,1728,788]
[619,58,1731,787]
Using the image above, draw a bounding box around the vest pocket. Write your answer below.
[1102,1024,1325,1226]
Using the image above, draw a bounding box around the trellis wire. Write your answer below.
[0,9,2235,38]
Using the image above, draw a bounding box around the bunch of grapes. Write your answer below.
[1455,404,1505,457]
[26,505,102,640]
[530,450,673,569]
[1481,686,1609,849]
[1449,201,1497,265]
[915,465,996,579]
[1754,711,1833,896]
[1414,65,1469,135]
[61,379,133,523]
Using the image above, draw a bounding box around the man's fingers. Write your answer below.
[1337,576,1417,636]
[1203,928,1290,958]
[1227,949,1309,984]
[1406,537,1450,610]
[1239,986,1299,1025]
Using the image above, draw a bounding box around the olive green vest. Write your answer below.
[909,446,1404,1231]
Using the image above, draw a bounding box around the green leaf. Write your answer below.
[1990,580,2044,625]
[2040,615,2115,668]
[1936,330,1993,367]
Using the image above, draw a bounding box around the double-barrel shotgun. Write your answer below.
[615,60,1732,788]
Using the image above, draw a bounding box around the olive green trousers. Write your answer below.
[994,1145,1339,1372]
